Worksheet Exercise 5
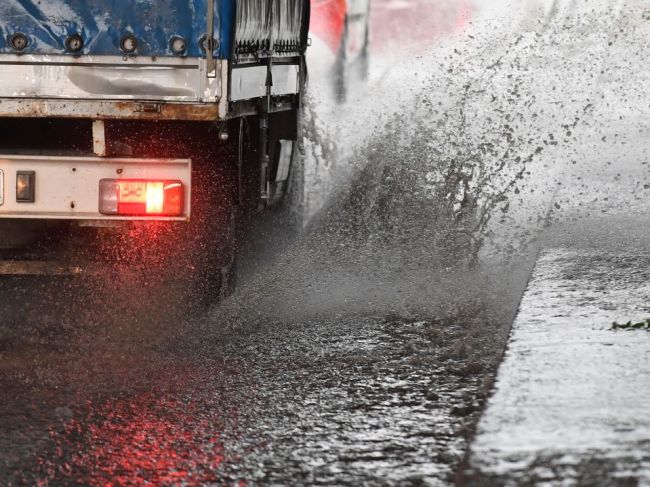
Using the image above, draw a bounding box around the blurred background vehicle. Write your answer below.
[308,0,473,102]
[310,0,371,101]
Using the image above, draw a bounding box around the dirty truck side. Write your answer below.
[0,0,310,296]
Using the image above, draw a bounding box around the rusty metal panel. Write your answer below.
[0,99,223,121]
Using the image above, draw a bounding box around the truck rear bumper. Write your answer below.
[0,155,191,221]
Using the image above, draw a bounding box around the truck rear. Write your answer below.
[0,0,309,296]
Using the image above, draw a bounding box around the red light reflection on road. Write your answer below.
[40,393,232,485]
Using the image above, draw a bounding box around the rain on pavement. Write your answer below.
[1,0,649,485]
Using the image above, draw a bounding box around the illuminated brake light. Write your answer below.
[99,179,184,216]
[145,182,164,214]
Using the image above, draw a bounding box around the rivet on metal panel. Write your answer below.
[120,35,138,54]
[65,34,84,53]
[170,36,188,55]
[10,33,28,52]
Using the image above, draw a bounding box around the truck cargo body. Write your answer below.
[0,0,307,117]
[0,0,308,217]
[0,0,309,289]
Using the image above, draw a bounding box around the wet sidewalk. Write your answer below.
[464,238,650,485]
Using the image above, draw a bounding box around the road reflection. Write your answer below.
[44,397,223,485]
[26,355,250,486]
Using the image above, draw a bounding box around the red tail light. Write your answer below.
[99,179,184,216]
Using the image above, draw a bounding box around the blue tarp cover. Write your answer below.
[0,0,234,58]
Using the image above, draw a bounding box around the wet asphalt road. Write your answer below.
[0,264,520,485]
[0,120,530,485]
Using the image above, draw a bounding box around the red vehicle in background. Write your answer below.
[309,1,472,101]
[370,0,472,53]
[310,0,371,100]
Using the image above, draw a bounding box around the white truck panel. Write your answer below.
[0,155,191,221]
[230,64,300,101]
